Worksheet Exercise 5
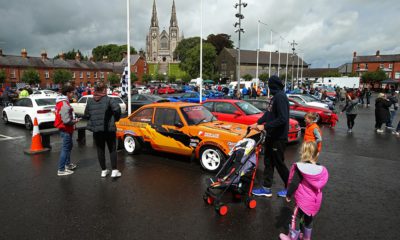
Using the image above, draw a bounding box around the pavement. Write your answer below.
[0,98,399,240]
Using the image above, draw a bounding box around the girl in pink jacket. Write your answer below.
[279,141,329,240]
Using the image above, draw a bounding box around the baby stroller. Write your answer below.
[203,128,266,216]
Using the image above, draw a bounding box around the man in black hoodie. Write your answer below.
[250,76,290,198]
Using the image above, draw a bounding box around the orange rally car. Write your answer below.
[116,102,260,172]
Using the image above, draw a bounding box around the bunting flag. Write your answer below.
[120,66,129,97]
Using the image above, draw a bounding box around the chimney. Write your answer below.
[353,51,357,58]
[75,52,81,61]
[59,52,65,60]
[21,48,28,58]
[376,50,380,56]
[41,50,48,60]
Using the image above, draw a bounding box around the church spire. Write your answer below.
[170,0,178,27]
[151,0,159,27]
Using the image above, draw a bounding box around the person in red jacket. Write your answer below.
[54,85,80,176]
[303,112,322,153]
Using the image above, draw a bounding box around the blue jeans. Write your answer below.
[386,110,397,127]
[58,131,73,171]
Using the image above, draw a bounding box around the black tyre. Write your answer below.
[2,112,8,124]
[25,115,33,130]
[124,135,141,155]
[199,146,226,172]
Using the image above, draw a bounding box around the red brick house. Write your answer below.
[112,54,148,83]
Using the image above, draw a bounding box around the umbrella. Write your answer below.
[203,80,214,84]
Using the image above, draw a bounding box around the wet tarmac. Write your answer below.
[0,99,399,240]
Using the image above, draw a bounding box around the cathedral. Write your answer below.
[146,0,182,63]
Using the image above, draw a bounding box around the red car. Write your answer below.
[202,99,301,143]
[157,85,176,94]
[288,98,333,123]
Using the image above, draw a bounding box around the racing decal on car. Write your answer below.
[119,121,148,128]
[198,131,219,139]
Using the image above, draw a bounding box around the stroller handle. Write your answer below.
[245,126,266,145]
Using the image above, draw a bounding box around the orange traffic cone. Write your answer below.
[24,117,50,154]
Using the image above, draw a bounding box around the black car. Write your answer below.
[125,94,169,112]
[244,99,307,128]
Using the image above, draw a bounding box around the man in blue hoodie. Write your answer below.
[250,76,290,197]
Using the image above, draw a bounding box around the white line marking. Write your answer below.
[0,134,24,141]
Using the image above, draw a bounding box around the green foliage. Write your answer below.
[53,69,73,85]
[92,44,137,62]
[361,69,387,83]
[131,72,138,83]
[206,33,234,55]
[179,42,217,79]
[168,75,176,83]
[322,71,341,77]
[0,69,6,83]
[21,68,40,85]
[149,63,158,75]
[259,73,269,82]
[242,74,253,81]
[54,49,86,60]
[158,74,166,82]
[108,73,120,85]
[142,74,152,84]
[174,37,201,62]
[168,63,187,79]
[348,72,359,77]
[181,74,192,83]
[279,73,291,81]
[151,73,159,81]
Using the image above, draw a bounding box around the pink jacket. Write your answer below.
[288,162,329,216]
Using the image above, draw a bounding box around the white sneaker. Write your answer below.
[376,129,384,133]
[101,169,110,178]
[58,170,74,176]
[111,170,122,178]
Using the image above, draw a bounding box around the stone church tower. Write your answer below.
[146,0,181,63]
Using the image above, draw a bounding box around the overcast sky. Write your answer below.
[0,0,399,68]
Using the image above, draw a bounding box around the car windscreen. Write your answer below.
[35,98,56,106]
[236,101,262,115]
[301,95,318,102]
[181,106,215,125]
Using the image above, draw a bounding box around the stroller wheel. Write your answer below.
[215,205,228,216]
[203,194,214,205]
[246,198,257,209]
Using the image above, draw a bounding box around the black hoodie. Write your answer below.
[257,76,289,141]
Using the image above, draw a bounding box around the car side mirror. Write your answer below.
[174,122,183,128]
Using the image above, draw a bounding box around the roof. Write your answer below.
[353,54,400,63]
[0,54,114,70]
[223,48,308,66]
[143,102,199,108]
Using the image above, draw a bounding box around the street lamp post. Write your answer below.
[234,1,247,99]
[277,36,283,76]
[285,44,289,92]
[199,0,203,103]
[126,0,132,115]
[255,20,260,90]
[290,40,298,90]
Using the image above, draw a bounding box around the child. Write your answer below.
[279,142,329,240]
[304,112,322,152]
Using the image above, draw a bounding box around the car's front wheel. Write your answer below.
[124,135,141,154]
[2,112,9,124]
[200,146,225,172]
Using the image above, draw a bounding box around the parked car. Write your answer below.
[202,99,301,143]
[203,90,225,99]
[167,91,207,103]
[70,95,127,116]
[133,86,150,95]
[157,85,176,94]
[128,94,169,112]
[287,94,330,109]
[31,90,60,97]
[2,95,56,129]
[304,94,335,110]
[244,99,308,128]
[116,102,260,172]
[289,98,333,123]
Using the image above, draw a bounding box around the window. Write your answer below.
[214,102,238,114]
[380,63,384,68]
[10,69,16,78]
[357,64,360,69]
[365,63,368,69]
[389,64,393,69]
[87,72,91,78]
[100,72,104,79]
[35,98,56,106]
[202,102,214,111]
[160,36,168,49]
[94,72,98,78]
[134,66,137,73]
[80,72,83,79]
[20,98,33,107]
[154,108,181,126]
[129,108,154,122]
[395,72,400,79]
[73,72,76,78]
[78,97,87,104]
[45,71,49,79]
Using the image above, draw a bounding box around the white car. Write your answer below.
[31,90,60,97]
[2,95,56,129]
[70,95,127,116]
[287,94,329,109]
[134,86,150,94]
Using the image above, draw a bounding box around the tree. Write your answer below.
[168,75,176,83]
[181,74,191,83]
[142,74,152,84]
[0,69,6,84]
[21,68,40,85]
[259,73,269,82]
[174,37,201,62]
[206,33,234,55]
[92,44,137,62]
[348,72,359,77]
[108,73,120,86]
[53,69,73,85]
[361,69,387,84]
[54,49,87,60]
[242,74,253,81]
[131,72,138,83]
[179,43,217,79]
[322,71,341,77]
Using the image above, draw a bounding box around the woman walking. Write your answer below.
[341,90,359,133]
[84,82,122,178]
[375,93,391,133]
